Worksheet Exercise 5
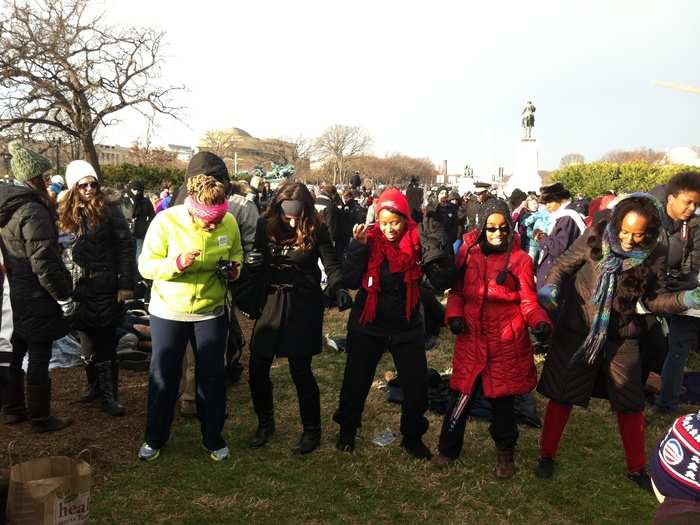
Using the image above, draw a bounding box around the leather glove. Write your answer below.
[538,284,559,311]
[336,289,353,311]
[532,321,552,343]
[117,289,134,303]
[57,298,76,319]
[244,249,264,269]
[448,316,466,335]
[683,287,700,309]
[0,366,9,390]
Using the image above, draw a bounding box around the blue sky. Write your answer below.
[103,0,700,177]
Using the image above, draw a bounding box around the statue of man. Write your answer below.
[521,100,536,139]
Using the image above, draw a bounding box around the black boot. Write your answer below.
[250,413,275,448]
[2,370,28,424]
[78,363,101,403]
[336,426,356,453]
[95,361,125,416]
[292,426,321,455]
[401,437,433,460]
[26,382,72,433]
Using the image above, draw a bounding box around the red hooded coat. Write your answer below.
[446,229,551,398]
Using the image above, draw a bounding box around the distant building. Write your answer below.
[95,144,132,166]
[197,127,304,175]
[167,144,194,163]
[666,146,700,167]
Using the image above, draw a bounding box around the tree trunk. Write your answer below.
[81,132,102,178]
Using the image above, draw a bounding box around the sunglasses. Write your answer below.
[485,226,510,233]
[78,181,98,190]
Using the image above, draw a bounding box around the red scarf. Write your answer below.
[358,221,423,325]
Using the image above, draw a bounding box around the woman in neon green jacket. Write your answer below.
[137,172,243,462]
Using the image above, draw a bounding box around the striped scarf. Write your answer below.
[570,222,651,367]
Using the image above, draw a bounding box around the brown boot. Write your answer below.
[495,447,516,480]
[2,370,28,424]
[433,454,455,468]
[26,382,72,433]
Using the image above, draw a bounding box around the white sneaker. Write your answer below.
[209,446,230,462]
[138,442,160,462]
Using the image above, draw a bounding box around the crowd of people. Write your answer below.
[1,142,699,522]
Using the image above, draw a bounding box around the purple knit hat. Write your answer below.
[650,411,700,502]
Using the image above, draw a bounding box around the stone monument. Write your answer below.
[504,101,542,195]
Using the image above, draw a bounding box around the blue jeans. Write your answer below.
[145,313,228,451]
[656,315,700,411]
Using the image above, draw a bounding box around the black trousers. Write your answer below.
[334,330,429,439]
[10,335,52,385]
[249,352,320,429]
[438,381,518,458]
[78,325,117,364]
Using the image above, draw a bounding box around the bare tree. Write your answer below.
[199,129,240,158]
[0,0,184,175]
[600,148,665,164]
[560,153,585,168]
[315,124,372,184]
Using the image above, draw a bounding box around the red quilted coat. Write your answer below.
[446,230,551,398]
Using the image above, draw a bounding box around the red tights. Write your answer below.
[539,400,645,473]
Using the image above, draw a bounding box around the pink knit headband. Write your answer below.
[185,196,229,223]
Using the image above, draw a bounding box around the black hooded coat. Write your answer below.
[0,183,72,342]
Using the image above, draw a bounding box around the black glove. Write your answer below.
[448,317,465,335]
[532,322,552,343]
[244,249,264,269]
[336,289,353,311]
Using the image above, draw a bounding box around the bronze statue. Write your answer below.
[521,101,536,139]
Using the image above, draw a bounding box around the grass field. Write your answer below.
[87,308,690,524]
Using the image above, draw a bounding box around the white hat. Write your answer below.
[50,174,65,185]
[65,160,98,189]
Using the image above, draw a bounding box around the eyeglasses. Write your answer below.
[78,181,98,190]
[485,226,510,233]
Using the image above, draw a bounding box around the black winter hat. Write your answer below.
[186,151,228,184]
[539,182,571,203]
[128,180,144,192]
[476,198,514,285]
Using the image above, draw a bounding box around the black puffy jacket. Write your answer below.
[71,201,134,329]
[0,183,72,342]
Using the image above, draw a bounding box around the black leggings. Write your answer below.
[249,352,320,429]
[10,335,52,385]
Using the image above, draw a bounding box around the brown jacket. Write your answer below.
[538,221,687,411]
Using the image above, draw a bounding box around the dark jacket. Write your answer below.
[537,222,687,410]
[71,202,135,329]
[536,205,583,287]
[336,199,365,253]
[121,191,155,239]
[343,214,455,342]
[250,221,342,359]
[426,201,461,245]
[314,193,338,243]
[650,184,700,291]
[0,183,72,342]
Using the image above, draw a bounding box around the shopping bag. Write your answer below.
[6,454,92,525]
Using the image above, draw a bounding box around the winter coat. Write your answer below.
[227,193,260,254]
[650,184,700,291]
[336,199,366,254]
[314,193,338,244]
[1,250,13,366]
[537,222,687,410]
[428,201,461,245]
[343,214,455,343]
[121,192,155,239]
[536,204,584,287]
[71,202,135,329]
[446,229,550,398]
[139,205,243,316]
[0,183,72,342]
[250,221,342,359]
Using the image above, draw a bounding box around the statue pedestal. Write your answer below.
[505,139,541,195]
